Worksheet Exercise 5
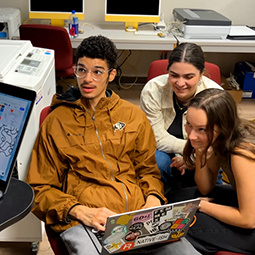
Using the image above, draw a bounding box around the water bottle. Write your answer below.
[68,10,79,38]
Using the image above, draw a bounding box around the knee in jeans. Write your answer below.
[155,151,172,173]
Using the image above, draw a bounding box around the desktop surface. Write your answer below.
[0,177,34,231]
[21,19,176,50]
[20,19,255,53]
[71,22,176,50]
[174,34,255,53]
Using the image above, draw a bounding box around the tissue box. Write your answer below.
[234,62,255,98]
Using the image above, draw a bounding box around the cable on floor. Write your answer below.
[116,50,139,90]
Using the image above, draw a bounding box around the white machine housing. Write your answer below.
[0,8,21,39]
[173,8,232,39]
[181,25,231,39]
[0,39,56,243]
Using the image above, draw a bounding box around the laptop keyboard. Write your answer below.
[93,229,105,241]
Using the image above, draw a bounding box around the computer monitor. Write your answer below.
[29,0,84,27]
[105,0,161,31]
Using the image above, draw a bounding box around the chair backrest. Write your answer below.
[215,252,247,255]
[39,107,69,255]
[19,24,74,77]
[146,59,168,82]
[204,61,221,85]
[146,59,221,85]
[45,225,69,255]
[39,106,52,126]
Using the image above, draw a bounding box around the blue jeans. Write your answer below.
[155,150,223,192]
[155,150,173,186]
[60,224,201,255]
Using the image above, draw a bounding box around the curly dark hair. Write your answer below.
[75,35,117,70]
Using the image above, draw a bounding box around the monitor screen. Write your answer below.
[105,0,161,31]
[29,0,84,27]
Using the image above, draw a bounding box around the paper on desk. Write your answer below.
[229,26,255,36]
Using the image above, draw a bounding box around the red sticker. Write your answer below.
[120,242,135,251]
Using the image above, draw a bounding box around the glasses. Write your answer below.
[73,66,113,81]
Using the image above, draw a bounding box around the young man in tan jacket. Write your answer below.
[27,35,201,255]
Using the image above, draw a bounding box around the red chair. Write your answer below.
[215,252,248,255]
[45,225,69,255]
[39,106,68,254]
[204,61,221,85]
[19,24,74,79]
[39,105,52,126]
[146,59,169,82]
[146,59,221,85]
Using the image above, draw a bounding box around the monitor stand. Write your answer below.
[125,22,138,32]
[51,19,65,27]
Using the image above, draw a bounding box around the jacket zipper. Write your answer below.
[91,114,129,212]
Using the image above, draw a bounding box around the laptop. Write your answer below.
[0,82,36,199]
[85,198,200,254]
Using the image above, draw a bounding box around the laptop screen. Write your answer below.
[0,82,36,197]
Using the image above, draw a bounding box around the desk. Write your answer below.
[174,35,255,53]
[19,20,255,77]
[21,20,255,53]
[70,23,176,50]
[0,178,34,231]
[71,22,255,53]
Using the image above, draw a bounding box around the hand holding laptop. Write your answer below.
[68,204,116,232]
[69,193,162,231]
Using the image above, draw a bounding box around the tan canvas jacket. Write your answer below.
[27,89,167,232]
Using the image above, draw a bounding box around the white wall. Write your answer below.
[162,0,255,26]
[1,0,254,78]
[0,0,254,27]
[85,0,254,26]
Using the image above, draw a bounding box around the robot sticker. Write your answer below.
[103,225,127,245]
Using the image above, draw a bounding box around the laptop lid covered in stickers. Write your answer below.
[100,198,200,254]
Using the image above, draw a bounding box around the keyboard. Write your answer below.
[247,26,255,31]
[134,30,159,36]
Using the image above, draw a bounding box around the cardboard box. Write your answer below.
[234,62,255,99]
[221,76,243,104]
